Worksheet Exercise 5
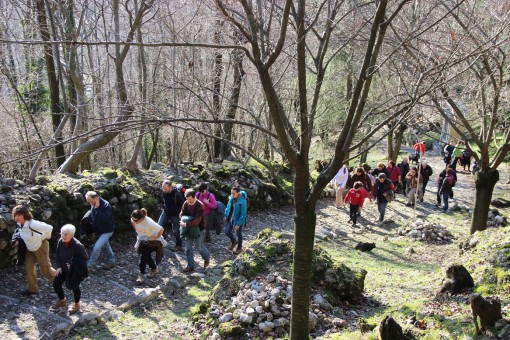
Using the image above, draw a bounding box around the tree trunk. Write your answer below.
[36,0,66,166]
[220,36,244,159]
[391,124,407,161]
[387,124,394,161]
[213,20,223,158]
[290,164,316,338]
[471,168,499,234]
[290,204,316,338]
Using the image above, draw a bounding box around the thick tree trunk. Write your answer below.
[471,168,499,234]
[290,164,316,339]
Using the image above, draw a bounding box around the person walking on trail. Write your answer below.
[224,186,248,255]
[52,224,88,315]
[413,141,427,157]
[180,189,210,273]
[372,162,389,178]
[451,141,463,171]
[330,165,349,209]
[196,183,218,243]
[386,161,402,191]
[344,181,372,227]
[439,169,456,212]
[348,167,372,192]
[12,205,56,296]
[443,140,455,165]
[131,208,166,284]
[85,191,116,271]
[436,164,457,206]
[405,167,422,207]
[158,180,185,252]
[397,158,410,195]
[372,173,395,226]
[419,161,433,201]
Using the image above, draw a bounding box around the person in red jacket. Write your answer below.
[413,141,426,156]
[344,182,372,226]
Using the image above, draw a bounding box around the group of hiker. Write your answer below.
[10,181,248,315]
[333,140,470,226]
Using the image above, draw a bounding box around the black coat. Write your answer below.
[397,162,410,180]
[55,238,89,290]
[163,188,185,217]
[90,198,115,235]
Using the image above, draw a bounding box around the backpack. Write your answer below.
[175,184,190,196]
[447,175,455,186]
[241,191,250,209]
[461,150,470,158]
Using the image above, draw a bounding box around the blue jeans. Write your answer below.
[442,192,449,211]
[88,232,115,266]
[158,211,182,247]
[225,220,243,249]
[377,202,388,222]
[185,229,209,268]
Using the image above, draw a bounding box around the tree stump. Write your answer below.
[379,316,407,340]
[438,265,474,295]
[470,294,502,334]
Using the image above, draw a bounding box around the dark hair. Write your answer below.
[378,173,386,179]
[446,169,453,175]
[12,205,32,221]
[353,181,363,189]
[411,166,418,171]
[198,183,208,192]
[356,167,365,174]
[388,160,396,167]
[131,208,148,220]
[184,189,196,198]
[231,186,241,193]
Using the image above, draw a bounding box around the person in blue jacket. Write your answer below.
[85,191,116,270]
[224,186,248,255]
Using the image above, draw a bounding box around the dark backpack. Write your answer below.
[175,184,190,196]
[447,175,455,186]
[461,150,470,158]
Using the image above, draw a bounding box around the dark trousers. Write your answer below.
[138,241,163,274]
[53,270,81,303]
[349,204,360,224]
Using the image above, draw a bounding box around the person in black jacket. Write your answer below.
[372,173,395,226]
[51,224,88,315]
[419,161,434,201]
[85,191,115,270]
[436,164,457,206]
[397,158,410,196]
[158,180,185,252]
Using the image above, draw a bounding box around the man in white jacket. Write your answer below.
[12,205,56,296]
[331,165,349,208]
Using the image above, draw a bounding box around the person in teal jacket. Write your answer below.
[224,186,248,255]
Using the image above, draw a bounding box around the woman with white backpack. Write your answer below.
[12,205,56,296]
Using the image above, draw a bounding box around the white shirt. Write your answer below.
[133,216,167,248]
[331,166,349,187]
[20,220,53,252]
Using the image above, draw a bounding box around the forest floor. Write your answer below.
[1,151,510,339]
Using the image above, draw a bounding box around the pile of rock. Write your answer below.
[397,219,454,243]
[205,274,346,339]
[486,209,508,228]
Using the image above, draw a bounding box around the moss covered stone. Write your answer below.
[215,167,231,178]
[218,321,244,337]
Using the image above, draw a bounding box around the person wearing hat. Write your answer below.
[372,173,395,226]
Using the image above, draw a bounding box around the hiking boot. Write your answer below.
[136,273,145,284]
[20,289,38,297]
[147,267,159,278]
[68,303,80,315]
[204,259,210,268]
[51,298,67,310]
[228,242,237,251]
[170,246,184,252]
[183,266,194,273]
[102,263,115,270]
[233,247,243,255]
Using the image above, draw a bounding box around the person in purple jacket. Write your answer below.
[196,183,218,243]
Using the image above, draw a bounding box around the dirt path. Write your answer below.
[1,152,508,339]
